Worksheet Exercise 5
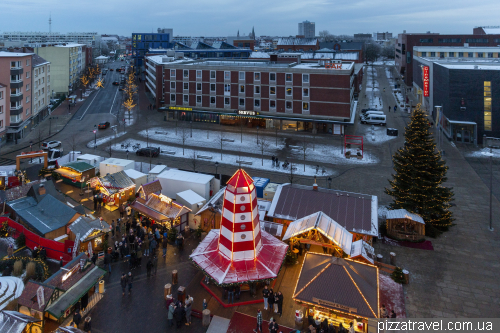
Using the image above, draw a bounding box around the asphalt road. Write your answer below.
[73,60,129,120]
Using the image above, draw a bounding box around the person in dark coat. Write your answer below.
[83,316,91,333]
[321,318,329,332]
[104,252,111,273]
[72,310,82,328]
[146,258,153,277]
[120,273,128,296]
[269,318,279,333]
[277,291,283,316]
[127,272,133,295]
[268,288,275,312]
[91,253,97,265]
[174,304,185,328]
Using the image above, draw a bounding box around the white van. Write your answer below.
[361,114,386,126]
[360,110,384,120]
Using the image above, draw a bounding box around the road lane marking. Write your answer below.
[110,88,119,117]
[78,89,100,120]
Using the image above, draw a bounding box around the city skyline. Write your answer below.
[2,0,499,37]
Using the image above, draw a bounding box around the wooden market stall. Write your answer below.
[68,216,110,254]
[54,161,96,188]
[386,209,425,241]
[293,254,379,333]
[89,171,136,210]
[195,187,225,232]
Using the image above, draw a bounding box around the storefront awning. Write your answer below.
[45,266,106,319]
[131,201,169,222]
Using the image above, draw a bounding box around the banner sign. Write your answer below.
[423,66,430,97]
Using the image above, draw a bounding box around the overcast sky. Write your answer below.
[2,0,499,37]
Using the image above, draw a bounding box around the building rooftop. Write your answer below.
[157,169,213,184]
[277,38,317,46]
[54,43,85,48]
[0,51,33,57]
[32,53,50,67]
[414,46,500,51]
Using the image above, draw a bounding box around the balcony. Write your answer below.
[10,93,23,103]
[10,67,23,76]
[10,105,23,115]
[10,80,23,89]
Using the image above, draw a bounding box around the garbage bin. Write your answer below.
[164,283,172,299]
[295,310,303,328]
[386,128,398,136]
[177,286,186,303]
[172,270,178,285]
[99,280,105,294]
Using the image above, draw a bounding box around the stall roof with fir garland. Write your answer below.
[190,169,288,285]
[60,161,95,173]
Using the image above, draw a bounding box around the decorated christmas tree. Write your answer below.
[385,104,454,232]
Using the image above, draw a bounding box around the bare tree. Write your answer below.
[214,131,227,161]
[258,137,270,166]
[364,42,381,64]
[318,30,335,42]
[190,150,198,172]
[301,136,309,172]
[180,128,189,156]
[273,120,280,146]
[288,160,295,185]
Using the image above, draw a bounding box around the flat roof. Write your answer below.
[414,46,500,51]
[0,51,33,57]
[437,63,500,70]
[54,43,85,47]
[157,169,213,184]
[124,168,147,179]
[176,189,205,205]
[100,158,134,166]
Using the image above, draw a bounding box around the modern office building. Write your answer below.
[277,38,319,52]
[0,31,100,47]
[373,32,393,41]
[0,84,6,144]
[0,52,34,142]
[145,53,358,134]
[132,30,174,67]
[298,21,315,39]
[412,53,500,144]
[34,43,86,96]
[395,32,500,86]
[31,54,51,124]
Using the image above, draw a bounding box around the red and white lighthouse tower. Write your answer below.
[190,169,288,285]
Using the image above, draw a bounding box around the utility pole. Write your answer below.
[490,147,494,231]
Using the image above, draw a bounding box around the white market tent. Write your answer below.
[282,211,353,255]
[386,209,424,224]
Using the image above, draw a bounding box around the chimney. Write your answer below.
[313,176,318,191]
[38,184,46,195]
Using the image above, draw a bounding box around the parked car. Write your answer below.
[359,111,384,120]
[112,81,119,86]
[42,141,61,149]
[136,147,160,157]
[98,122,110,129]
[360,114,387,126]
[109,68,114,71]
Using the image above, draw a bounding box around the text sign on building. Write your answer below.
[37,286,45,307]
[237,110,257,116]
[169,106,192,111]
[423,66,430,97]
[312,297,357,313]
[325,61,342,69]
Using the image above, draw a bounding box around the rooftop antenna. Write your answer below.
[49,13,52,34]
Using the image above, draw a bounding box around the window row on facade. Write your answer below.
[168,69,310,84]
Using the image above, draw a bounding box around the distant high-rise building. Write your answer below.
[298,21,315,39]
[373,32,393,41]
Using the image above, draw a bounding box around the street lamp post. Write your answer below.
[215,161,219,180]
[256,126,260,144]
[93,125,97,149]
[490,147,494,231]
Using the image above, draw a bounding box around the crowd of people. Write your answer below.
[167,295,194,328]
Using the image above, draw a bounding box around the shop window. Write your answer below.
[286,87,292,96]
[239,98,245,106]
[197,83,202,91]
[211,70,216,79]
[254,72,260,81]
[183,94,188,102]
[170,94,175,101]
[303,102,309,111]
[196,96,201,103]
[183,70,189,78]
[196,70,202,78]
[224,71,230,80]
[239,71,245,80]
[210,96,216,104]
[303,74,309,83]
[240,85,245,93]
[255,99,260,107]
[270,72,276,81]
[224,97,230,105]
[183,82,189,90]
[270,100,276,108]
[255,86,260,94]
[210,83,216,92]
[303,88,309,97]
[285,73,292,82]
[286,101,292,109]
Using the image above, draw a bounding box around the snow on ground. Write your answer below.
[359,124,397,145]
[135,127,379,165]
[379,274,407,318]
[112,138,338,177]
[0,237,15,248]
[467,147,500,158]
[378,205,390,220]
[372,60,396,66]
[87,131,127,148]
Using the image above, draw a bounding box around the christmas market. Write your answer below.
[89,171,136,210]
[386,209,425,241]
[131,193,191,232]
[68,216,111,254]
[292,253,380,332]
[54,161,96,188]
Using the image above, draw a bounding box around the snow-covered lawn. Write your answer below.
[87,132,127,148]
[112,138,337,177]
[134,127,379,165]
[359,124,398,145]
[467,147,500,158]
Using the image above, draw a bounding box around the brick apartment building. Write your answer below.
[0,51,34,143]
[395,32,500,86]
[145,53,357,134]
[277,38,319,52]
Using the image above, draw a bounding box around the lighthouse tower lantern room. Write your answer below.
[190,169,288,285]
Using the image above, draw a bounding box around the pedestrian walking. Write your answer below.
[185,295,193,325]
[275,157,279,167]
[273,292,279,313]
[168,301,175,327]
[394,105,397,112]
[152,254,158,275]
[122,243,130,262]
[111,220,115,237]
[380,304,388,318]
[120,273,128,296]
[121,221,126,236]
[127,272,133,295]
[144,236,150,256]
[262,285,270,310]
[136,244,143,268]
[116,219,120,235]
[268,288,275,312]
[272,155,275,167]
[83,316,91,333]
[162,233,168,257]
[104,252,111,273]
[150,237,157,255]
[146,258,153,277]
[227,285,235,304]
[349,322,355,333]
[176,233,184,251]
[277,291,283,316]
[388,105,391,112]
[93,195,97,211]
[174,303,185,328]
[72,310,82,328]
[119,204,125,219]
[269,318,279,333]
[253,309,263,332]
